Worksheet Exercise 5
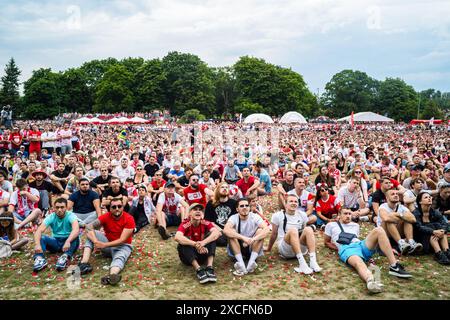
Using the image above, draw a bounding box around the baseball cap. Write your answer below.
[188,203,204,212]
[165,182,175,188]
[444,166,450,173]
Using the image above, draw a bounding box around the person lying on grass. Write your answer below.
[324,208,413,294]
[78,197,135,286]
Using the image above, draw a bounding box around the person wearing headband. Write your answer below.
[0,211,29,251]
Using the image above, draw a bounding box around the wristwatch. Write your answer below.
[399,211,404,218]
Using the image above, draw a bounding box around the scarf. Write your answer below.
[16,188,37,217]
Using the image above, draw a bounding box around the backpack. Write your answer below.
[0,239,12,258]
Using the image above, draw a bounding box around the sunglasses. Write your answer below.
[55,206,66,209]
[155,174,162,176]
[111,205,123,209]
[239,204,249,208]
[354,171,362,174]
[137,168,143,170]
[320,189,328,192]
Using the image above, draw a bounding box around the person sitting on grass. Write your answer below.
[0,211,29,250]
[324,208,413,294]
[78,197,135,286]
[174,203,221,284]
[9,178,42,230]
[32,198,80,272]
[266,194,322,275]
[412,191,450,265]
[378,189,423,255]
[223,198,270,276]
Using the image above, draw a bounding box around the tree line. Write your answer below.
[0,53,448,122]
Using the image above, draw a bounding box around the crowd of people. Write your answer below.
[0,120,449,294]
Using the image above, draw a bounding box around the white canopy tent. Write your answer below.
[243,113,274,124]
[337,112,394,122]
[105,116,130,124]
[129,116,148,124]
[73,117,105,124]
[279,111,307,124]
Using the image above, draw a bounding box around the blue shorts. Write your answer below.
[13,210,31,222]
[166,213,181,227]
[338,240,376,264]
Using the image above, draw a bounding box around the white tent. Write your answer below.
[129,116,148,124]
[279,111,307,124]
[105,116,130,124]
[73,117,104,124]
[337,112,394,122]
[243,113,274,124]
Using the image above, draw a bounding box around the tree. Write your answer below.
[161,52,215,116]
[421,99,444,119]
[59,68,92,113]
[377,78,418,122]
[234,99,265,117]
[93,64,135,113]
[135,59,166,111]
[322,70,379,117]
[22,68,62,119]
[0,58,21,109]
[180,109,206,123]
[211,67,237,118]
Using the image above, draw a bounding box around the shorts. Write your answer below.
[338,240,376,264]
[227,241,264,259]
[278,239,308,259]
[13,210,32,222]
[166,213,181,227]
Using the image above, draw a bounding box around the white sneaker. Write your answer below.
[398,240,411,255]
[247,261,258,273]
[233,262,247,276]
[367,280,384,294]
[294,264,313,275]
[310,260,323,273]
[359,216,370,222]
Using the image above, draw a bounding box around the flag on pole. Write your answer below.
[429,117,434,125]
[350,111,354,128]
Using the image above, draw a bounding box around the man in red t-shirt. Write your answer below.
[28,124,42,159]
[175,203,221,284]
[9,127,22,155]
[183,174,213,208]
[78,198,135,285]
[236,167,260,196]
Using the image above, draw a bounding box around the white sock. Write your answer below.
[408,239,416,245]
[398,239,405,246]
[296,252,307,266]
[248,251,259,266]
[309,252,317,263]
[235,254,245,266]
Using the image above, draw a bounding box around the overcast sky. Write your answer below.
[1,0,450,94]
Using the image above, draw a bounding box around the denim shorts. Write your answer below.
[338,240,376,264]
[13,210,31,221]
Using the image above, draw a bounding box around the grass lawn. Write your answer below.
[1,193,449,300]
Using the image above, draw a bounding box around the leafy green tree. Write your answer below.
[377,78,418,122]
[322,70,379,117]
[161,51,215,116]
[22,68,62,119]
[421,99,444,119]
[60,68,92,113]
[211,67,237,118]
[234,99,265,117]
[135,59,166,111]
[180,109,206,123]
[93,64,135,113]
[0,58,21,109]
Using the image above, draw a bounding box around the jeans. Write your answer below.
[74,211,98,227]
[60,145,72,155]
[34,235,80,259]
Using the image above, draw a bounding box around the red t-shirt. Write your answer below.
[151,179,166,190]
[9,132,22,147]
[183,184,208,207]
[375,178,400,190]
[28,130,42,149]
[236,176,256,195]
[98,211,135,244]
[177,218,214,242]
[315,195,341,219]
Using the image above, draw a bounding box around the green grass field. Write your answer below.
[1,193,449,300]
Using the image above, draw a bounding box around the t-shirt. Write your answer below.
[168,168,185,178]
[0,180,13,193]
[324,221,360,250]
[114,166,135,183]
[183,184,208,207]
[92,175,112,187]
[0,189,10,205]
[204,199,237,228]
[98,211,135,244]
[151,179,166,190]
[224,165,241,181]
[9,188,40,213]
[281,181,295,193]
[271,210,308,241]
[41,131,57,149]
[371,189,387,206]
[69,190,99,214]
[287,189,314,211]
[227,213,264,237]
[177,176,190,188]
[256,169,272,193]
[29,180,53,193]
[144,163,160,177]
[28,130,42,149]
[377,203,409,227]
[177,218,215,242]
[9,132,22,148]
[44,211,77,238]
[377,178,401,190]
[58,129,72,146]
[315,195,341,219]
[337,187,361,209]
[157,192,183,215]
[236,176,256,196]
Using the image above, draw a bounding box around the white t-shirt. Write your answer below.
[57,129,72,146]
[41,131,57,149]
[287,189,314,211]
[271,210,308,241]
[324,221,360,250]
[228,213,264,237]
[0,189,10,202]
[337,187,361,208]
[1,180,13,193]
[113,166,135,183]
[157,192,183,215]
[9,188,40,212]
[377,203,409,227]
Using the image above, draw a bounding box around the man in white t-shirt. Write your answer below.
[337,178,370,220]
[41,125,57,154]
[223,198,270,276]
[378,189,422,255]
[287,177,317,225]
[9,178,42,229]
[113,157,135,183]
[266,194,322,274]
[324,208,412,294]
[57,122,73,155]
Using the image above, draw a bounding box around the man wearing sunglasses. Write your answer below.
[78,197,135,286]
[183,174,213,208]
[223,198,270,276]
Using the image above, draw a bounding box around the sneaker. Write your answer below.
[196,267,209,284]
[359,216,370,222]
[310,225,317,232]
[56,254,70,271]
[33,256,48,272]
[78,262,93,275]
[158,226,169,240]
[398,240,411,256]
[101,273,122,285]
[434,251,450,265]
[408,241,423,255]
[367,279,384,294]
[233,262,247,276]
[309,260,323,273]
[445,249,450,261]
[247,261,258,273]
[294,264,313,275]
[205,266,217,283]
[389,263,412,278]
